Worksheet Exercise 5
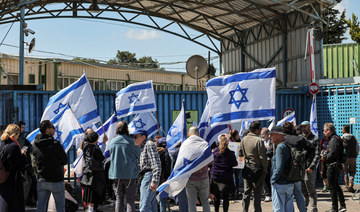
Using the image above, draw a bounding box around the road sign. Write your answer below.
[309,82,319,95]
[282,108,294,119]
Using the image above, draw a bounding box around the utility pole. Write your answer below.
[19,6,25,85]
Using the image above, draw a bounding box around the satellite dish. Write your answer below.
[186,55,207,80]
[29,38,35,53]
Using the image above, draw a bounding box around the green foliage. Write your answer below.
[107,51,159,68]
[346,13,360,44]
[137,56,159,68]
[72,57,100,63]
[323,7,348,44]
[208,63,216,76]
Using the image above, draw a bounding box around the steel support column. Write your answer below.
[19,6,25,85]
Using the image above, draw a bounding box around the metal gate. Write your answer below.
[317,85,360,185]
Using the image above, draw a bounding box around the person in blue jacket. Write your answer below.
[109,121,141,212]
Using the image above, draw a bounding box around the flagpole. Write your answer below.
[155,111,161,136]
[68,106,84,132]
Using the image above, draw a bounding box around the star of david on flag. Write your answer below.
[129,112,158,138]
[116,80,157,118]
[229,84,249,109]
[310,95,318,137]
[206,67,276,126]
[41,73,101,130]
[128,93,140,104]
[27,105,84,152]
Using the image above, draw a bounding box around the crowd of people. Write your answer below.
[0,118,358,212]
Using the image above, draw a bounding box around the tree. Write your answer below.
[107,50,137,65]
[322,6,348,44]
[72,57,100,63]
[208,63,216,76]
[346,13,360,44]
[137,56,159,68]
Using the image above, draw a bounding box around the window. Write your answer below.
[154,84,165,91]
[41,75,46,84]
[8,75,18,85]
[106,80,126,91]
[58,77,77,89]
[28,74,35,84]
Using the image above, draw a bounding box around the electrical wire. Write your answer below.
[0,23,14,48]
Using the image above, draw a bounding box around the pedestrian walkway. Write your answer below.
[25,187,360,211]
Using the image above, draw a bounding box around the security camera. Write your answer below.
[24,28,35,35]
[2,71,7,79]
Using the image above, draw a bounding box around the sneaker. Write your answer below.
[322,186,328,192]
[348,187,355,193]
[264,196,272,202]
[339,206,347,212]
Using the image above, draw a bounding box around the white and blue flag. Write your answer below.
[41,73,101,130]
[239,121,252,136]
[157,135,214,199]
[166,100,187,154]
[96,113,118,164]
[204,124,229,145]
[206,68,276,126]
[276,111,296,127]
[115,80,157,118]
[129,112,158,138]
[27,105,84,152]
[72,113,118,178]
[310,96,318,137]
[198,101,210,138]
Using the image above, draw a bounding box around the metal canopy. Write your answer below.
[0,0,330,53]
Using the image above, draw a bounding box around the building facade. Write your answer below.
[0,53,205,91]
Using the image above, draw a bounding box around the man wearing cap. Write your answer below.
[300,121,320,212]
[239,121,267,212]
[131,129,161,212]
[269,126,294,212]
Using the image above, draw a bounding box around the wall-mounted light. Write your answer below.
[88,0,100,13]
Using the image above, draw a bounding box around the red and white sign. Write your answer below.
[282,108,294,119]
[309,82,319,95]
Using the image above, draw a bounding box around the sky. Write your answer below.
[0,0,358,75]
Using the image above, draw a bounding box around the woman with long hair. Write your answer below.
[0,124,27,212]
[210,134,238,212]
[81,131,106,212]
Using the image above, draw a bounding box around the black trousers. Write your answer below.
[327,163,346,210]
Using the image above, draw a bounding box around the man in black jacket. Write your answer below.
[31,120,68,212]
[322,123,347,212]
[283,122,315,212]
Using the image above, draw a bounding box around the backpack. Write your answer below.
[283,142,306,182]
[334,135,347,163]
[0,144,10,184]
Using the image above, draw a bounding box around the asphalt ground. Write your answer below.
[25,186,360,211]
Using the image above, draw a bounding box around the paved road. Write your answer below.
[25,187,360,211]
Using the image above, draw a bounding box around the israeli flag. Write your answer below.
[206,68,276,126]
[72,114,118,178]
[268,119,275,131]
[276,111,296,126]
[166,100,187,154]
[96,114,118,164]
[198,101,210,138]
[41,73,101,130]
[157,135,214,199]
[129,112,158,138]
[115,80,157,118]
[204,124,229,145]
[310,96,318,137]
[27,105,84,152]
[239,121,252,136]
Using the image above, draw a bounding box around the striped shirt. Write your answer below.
[139,140,161,185]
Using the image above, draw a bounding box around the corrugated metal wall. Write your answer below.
[2,89,312,135]
[221,6,321,88]
[323,43,360,79]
